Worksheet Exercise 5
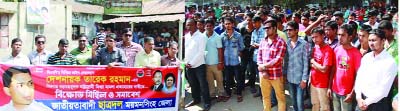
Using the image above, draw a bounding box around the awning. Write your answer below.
[98,14,184,24]
[0,8,15,13]
[0,2,17,13]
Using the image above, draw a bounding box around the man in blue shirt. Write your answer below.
[204,19,225,102]
[221,17,245,102]
[249,16,265,97]
[283,21,310,111]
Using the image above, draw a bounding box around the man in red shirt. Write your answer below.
[310,27,334,111]
[329,24,362,111]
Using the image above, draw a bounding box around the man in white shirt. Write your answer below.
[28,35,53,65]
[2,38,30,65]
[0,66,52,111]
[184,19,211,111]
[355,29,398,111]
[363,10,379,29]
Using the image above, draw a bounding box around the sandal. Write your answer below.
[217,96,224,102]
[223,95,231,102]
[237,95,243,102]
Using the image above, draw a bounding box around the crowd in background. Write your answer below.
[184,3,398,111]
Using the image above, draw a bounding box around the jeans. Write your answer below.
[186,64,210,104]
[288,82,304,111]
[224,65,244,95]
[332,92,352,111]
[248,61,258,88]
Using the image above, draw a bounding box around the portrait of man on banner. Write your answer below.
[150,70,163,91]
[0,66,52,111]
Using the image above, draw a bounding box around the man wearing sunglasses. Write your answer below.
[92,33,127,67]
[258,19,287,111]
[116,28,143,67]
[70,35,92,65]
[28,35,53,65]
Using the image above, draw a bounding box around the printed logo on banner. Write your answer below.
[137,69,144,78]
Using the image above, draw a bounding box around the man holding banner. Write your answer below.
[92,33,127,66]
[0,66,52,111]
[134,37,161,68]
[47,39,77,65]
[2,38,30,66]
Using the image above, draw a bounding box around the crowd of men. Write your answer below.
[184,3,398,111]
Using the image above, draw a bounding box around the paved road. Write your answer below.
[181,83,313,111]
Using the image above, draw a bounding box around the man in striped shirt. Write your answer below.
[257,19,287,111]
[96,27,106,48]
[47,39,77,65]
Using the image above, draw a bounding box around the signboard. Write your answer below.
[26,0,50,24]
[104,0,142,14]
[0,64,180,111]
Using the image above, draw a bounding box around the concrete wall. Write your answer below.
[0,2,75,59]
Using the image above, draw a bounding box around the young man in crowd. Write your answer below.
[250,16,265,97]
[204,19,225,102]
[310,27,334,111]
[379,20,398,64]
[357,25,372,56]
[355,29,397,111]
[324,21,339,49]
[221,17,245,102]
[283,21,310,111]
[257,19,286,111]
[329,24,362,111]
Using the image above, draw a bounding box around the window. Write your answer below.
[72,25,86,40]
[0,14,9,49]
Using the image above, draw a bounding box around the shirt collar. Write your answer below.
[9,53,25,59]
[370,50,387,60]
[223,30,238,39]
[117,41,136,48]
[205,31,217,38]
[288,38,302,46]
[75,47,90,53]
[142,50,156,56]
[33,50,50,55]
